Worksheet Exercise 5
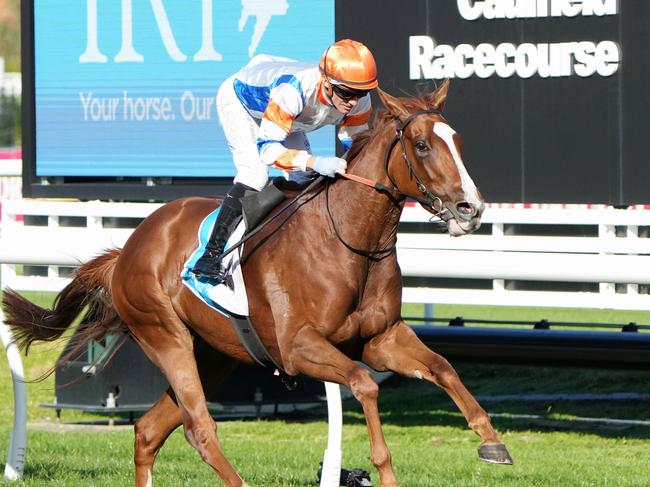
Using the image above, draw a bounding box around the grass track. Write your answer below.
[2,293,650,485]
[1,392,649,486]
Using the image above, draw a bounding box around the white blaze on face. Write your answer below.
[432,122,482,209]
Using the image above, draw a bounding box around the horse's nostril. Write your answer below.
[456,201,476,219]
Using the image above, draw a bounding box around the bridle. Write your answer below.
[329,109,451,257]
[388,109,447,214]
[341,109,448,217]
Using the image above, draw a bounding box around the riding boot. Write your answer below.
[192,182,251,281]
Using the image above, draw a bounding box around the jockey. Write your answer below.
[192,39,379,282]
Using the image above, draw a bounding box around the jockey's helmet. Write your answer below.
[319,39,378,91]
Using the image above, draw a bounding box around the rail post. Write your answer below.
[0,311,27,480]
[320,381,342,487]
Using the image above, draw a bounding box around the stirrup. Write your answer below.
[191,251,226,279]
[193,266,228,282]
[193,256,235,288]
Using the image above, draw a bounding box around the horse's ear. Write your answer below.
[377,87,410,122]
[425,79,450,111]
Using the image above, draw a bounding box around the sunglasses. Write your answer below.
[332,84,369,102]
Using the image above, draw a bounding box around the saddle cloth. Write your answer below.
[180,206,249,317]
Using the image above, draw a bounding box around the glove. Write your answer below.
[311,156,347,178]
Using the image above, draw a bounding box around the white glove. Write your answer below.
[311,156,347,178]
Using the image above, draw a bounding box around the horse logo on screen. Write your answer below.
[79,0,291,63]
[239,0,289,57]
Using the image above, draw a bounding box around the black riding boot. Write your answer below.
[192,182,251,281]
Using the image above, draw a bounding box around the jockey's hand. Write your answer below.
[311,156,347,178]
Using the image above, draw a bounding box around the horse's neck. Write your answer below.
[327,129,404,248]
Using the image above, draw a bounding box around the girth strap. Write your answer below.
[229,315,283,370]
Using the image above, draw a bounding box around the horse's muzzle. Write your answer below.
[455,201,484,222]
[443,200,484,236]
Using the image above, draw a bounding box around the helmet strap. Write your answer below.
[321,78,335,105]
[320,46,335,103]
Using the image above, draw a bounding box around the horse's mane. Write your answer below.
[346,94,432,164]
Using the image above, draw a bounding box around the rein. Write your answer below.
[222,110,450,260]
[218,176,326,261]
[325,179,397,257]
[330,109,449,256]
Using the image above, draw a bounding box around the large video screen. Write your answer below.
[337,1,649,205]
[34,0,334,178]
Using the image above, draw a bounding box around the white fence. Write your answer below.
[0,200,160,481]
[400,204,650,311]
[0,199,159,291]
[0,72,21,97]
[0,159,21,205]
[1,199,649,309]
[0,309,26,481]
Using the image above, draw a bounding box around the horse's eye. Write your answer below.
[414,140,429,153]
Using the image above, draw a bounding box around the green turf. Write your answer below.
[2,293,650,485]
[403,303,650,329]
[1,386,649,486]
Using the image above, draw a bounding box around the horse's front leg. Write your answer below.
[363,321,513,465]
[284,326,399,487]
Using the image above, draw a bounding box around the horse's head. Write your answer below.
[377,81,484,236]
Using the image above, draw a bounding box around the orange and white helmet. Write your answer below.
[319,39,378,90]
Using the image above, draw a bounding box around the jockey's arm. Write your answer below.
[256,84,312,172]
[257,84,369,176]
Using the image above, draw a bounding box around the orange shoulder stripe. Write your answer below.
[263,100,294,133]
[273,149,301,171]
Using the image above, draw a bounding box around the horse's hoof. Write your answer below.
[478,443,513,465]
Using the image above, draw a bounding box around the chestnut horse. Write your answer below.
[3,82,512,487]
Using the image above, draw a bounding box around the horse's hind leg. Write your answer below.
[362,321,513,465]
[123,305,247,487]
[134,347,239,487]
[134,388,181,487]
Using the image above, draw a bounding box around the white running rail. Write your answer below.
[3,200,650,308]
[320,382,343,487]
[400,203,650,311]
[0,312,26,480]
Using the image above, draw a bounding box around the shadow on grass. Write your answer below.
[40,363,650,442]
[21,462,119,481]
[283,362,650,440]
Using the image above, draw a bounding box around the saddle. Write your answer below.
[241,177,316,231]
[182,176,324,370]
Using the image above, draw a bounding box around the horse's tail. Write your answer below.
[2,249,124,356]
